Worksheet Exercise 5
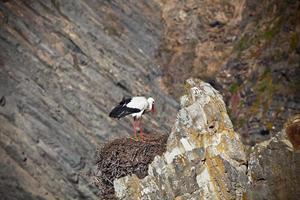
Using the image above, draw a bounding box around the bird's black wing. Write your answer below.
[109,97,140,119]
[119,97,132,106]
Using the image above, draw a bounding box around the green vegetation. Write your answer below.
[237,118,246,128]
[249,69,278,121]
[258,69,275,92]
[234,35,250,53]
[229,82,239,93]
[263,17,283,41]
[289,32,299,51]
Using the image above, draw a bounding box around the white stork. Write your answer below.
[109,96,156,140]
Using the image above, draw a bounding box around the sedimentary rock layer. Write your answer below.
[0,1,177,199]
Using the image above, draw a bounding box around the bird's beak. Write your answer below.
[151,104,156,115]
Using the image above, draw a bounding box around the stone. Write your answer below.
[114,79,249,199]
[0,1,177,199]
[157,0,300,144]
[247,132,300,199]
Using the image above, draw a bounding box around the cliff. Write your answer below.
[114,79,300,200]
[157,0,300,143]
[0,1,177,199]
[0,0,299,199]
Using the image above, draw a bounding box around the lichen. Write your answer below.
[229,82,240,93]
[289,32,299,52]
[263,17,283,41]
[234,35,250,54]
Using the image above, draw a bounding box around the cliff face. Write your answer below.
[157,0,300,143]
[217,0,300,143]
[0,1,299,199]
[0,1,177,199]
[247,133,300,199]
[114,79,300,200]
[157,0,245,96]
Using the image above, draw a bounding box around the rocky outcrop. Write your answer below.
[114,79,249,199]
[114,79,300,200]
[0,1,177,199]
[247,130,300,199]
[157,0,245,97]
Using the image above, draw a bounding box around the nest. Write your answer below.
[90,134,168,199]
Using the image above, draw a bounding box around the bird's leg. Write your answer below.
[131,120,138,141]
[138,119,148,141]
[138,119,143,139]
[134,120,138,140]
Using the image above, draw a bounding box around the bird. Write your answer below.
[109,96,156,140]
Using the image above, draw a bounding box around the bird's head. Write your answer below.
[147,97,156,115]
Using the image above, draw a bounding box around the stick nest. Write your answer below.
[90,134,168,199]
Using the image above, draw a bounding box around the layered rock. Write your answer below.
[217,0,300,142]
[1,1,299,199]
[0,1,177,199]
[157,0,300,143]
[114,79,249,199]
[157,0,245,97]
[247,130,300,199]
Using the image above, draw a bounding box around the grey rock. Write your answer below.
[0,1,177,199]
[247,134,300,199]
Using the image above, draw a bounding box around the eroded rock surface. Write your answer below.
[1,1,299,199]
[114,79,249,199]
[157,0,300,143]
[0,1,177,199]
[247,132,300,199]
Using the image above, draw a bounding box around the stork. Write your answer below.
[109,96,156,140]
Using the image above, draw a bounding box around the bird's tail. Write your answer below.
[109,105,140,119]
[109,105,123,118]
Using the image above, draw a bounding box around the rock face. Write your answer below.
[157,0,300,143]
[157,0,245,97]
[247,132,300,199]
[114,79,249,199]
[0,1,177,199]
[1,1,299,199]
[217,0,300,142]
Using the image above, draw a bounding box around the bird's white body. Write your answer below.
[109,96,155,140]
[126,97,149,119]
